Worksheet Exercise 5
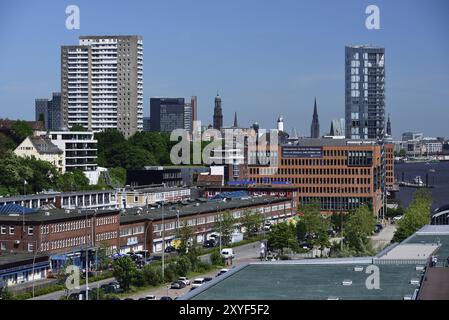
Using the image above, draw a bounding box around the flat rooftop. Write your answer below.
[377,244,439,260]
[183,260,422,300]
[121,196,291,224]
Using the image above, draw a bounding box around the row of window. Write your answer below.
[40,235,90,251]
[274,168,372,176]
[0,226,33,235]
[96,231,118,242]
[152,203,291,232]
[96,216,118,227]
[120,225,144,237]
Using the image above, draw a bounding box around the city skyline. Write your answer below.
[1,0,449,137]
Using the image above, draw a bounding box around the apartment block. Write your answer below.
[61,36,143,138]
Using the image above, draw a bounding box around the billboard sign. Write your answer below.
[282,146,323,158]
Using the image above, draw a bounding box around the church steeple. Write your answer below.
[213,93,223,130]
[233,111,238,128]
[310,97,320,138]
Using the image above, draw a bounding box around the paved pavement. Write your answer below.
[371,224,397,250]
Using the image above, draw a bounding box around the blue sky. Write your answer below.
[0,0,448,138]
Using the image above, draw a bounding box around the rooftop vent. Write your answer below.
[65,209,70,214]
[415,265,425,271]
[410,279,420,285]
[45,212,51,216]
[342,280,352,286]
[354,266,364,272]
[327,296,339,300]
[403,295,413,300]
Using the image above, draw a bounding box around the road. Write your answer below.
[371,224,397,250]
[126,241,263,300]
[29,240,263,300]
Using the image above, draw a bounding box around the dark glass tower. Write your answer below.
[310,98,320,138]
[345,45,385,140]
[213,94,223,130]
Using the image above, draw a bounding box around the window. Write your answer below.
[0,226,6,235]
[28,226,34,235]
[28,243,34,252]
[9,226,14,235]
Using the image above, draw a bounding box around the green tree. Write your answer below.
[297,204,330,248]
[240,209,264,238]
[0,133,17,154]
[267,221,299,254]
[210,248,225,266]
[96,242,112,271]
[11,120,33,142]
[56,170,90,192]
[392,189,432,242]
[344,205,376,255]
[112,256,137,291]
[215,211,236,246]
[142,265,163,286]
[129,131,172,165]
[102,141,157,170]
[176,221,195,255]
[175,255,192,276]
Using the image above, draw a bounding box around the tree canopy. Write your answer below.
[392,189,432,242]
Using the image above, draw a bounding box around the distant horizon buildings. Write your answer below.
[61,35,143,138]
[345,45,386,140]
[149,96,196,133]
[35,92,62,131]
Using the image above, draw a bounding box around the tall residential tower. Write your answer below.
[345,45,385,140]
[61,35,143,138]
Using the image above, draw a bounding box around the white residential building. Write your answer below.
[61,35,143,138]
[48,131,99,183]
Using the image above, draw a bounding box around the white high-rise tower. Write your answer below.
[61,35,143,138]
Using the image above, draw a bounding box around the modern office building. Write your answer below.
[345,45,385,140]
[310,98,320,138]
[149,97,185,133]
[143,116,151,132]
[213,94,223,130]
[35,93,62,131]
[61,35,143,138]
[245,139,394,218]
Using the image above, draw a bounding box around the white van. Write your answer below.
[221,248,234,259]
[192,278,205,288]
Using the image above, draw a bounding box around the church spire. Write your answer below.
[310,97,320,138]
[233,111,238,128]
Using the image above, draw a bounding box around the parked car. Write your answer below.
[191,278,206,288]
[203,239,216,248]
[164,246,176,253]
[216,268,229,277]
[221,248,234,259]
[160,296,173,300]
[178,277,190,285]
[141,295,156,300]
[374,224,383,233]
[170,281,186,289]
[300,242,313,250]
[204,277,213,282]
